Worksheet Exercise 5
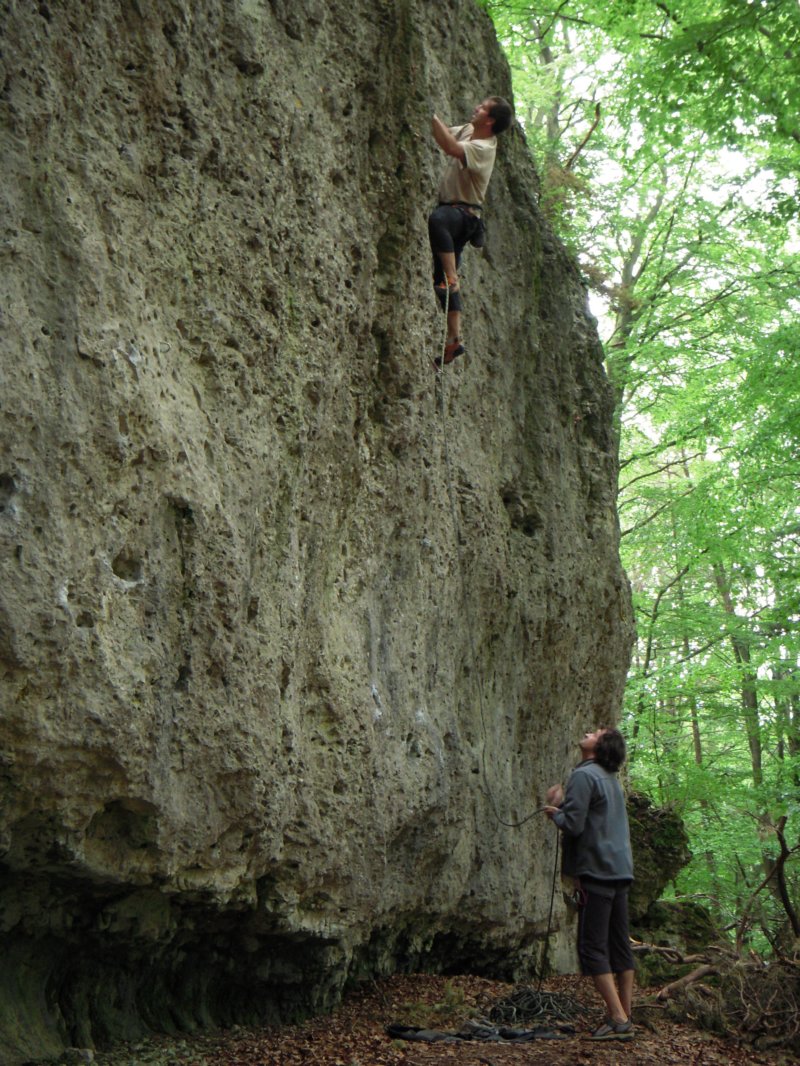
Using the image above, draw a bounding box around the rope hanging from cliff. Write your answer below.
[538,826,560,991]
[430,288,564,989]
[432,299,548,832]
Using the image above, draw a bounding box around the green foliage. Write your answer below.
[489,0,800,955]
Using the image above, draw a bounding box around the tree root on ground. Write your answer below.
[635,942,800,1051]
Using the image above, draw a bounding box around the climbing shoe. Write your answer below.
[587,1018,633,1041]
[433,338,465,369]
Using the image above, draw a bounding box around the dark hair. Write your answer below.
[595,728,626,773]
[487,96,513,135]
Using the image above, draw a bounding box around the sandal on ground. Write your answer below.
[586,1018,633,1041]
[433,338,466,370]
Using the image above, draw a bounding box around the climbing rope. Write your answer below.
[435,278,450,411]
[537,825,561,991]
[430,274,566,996]
[492,839,582,1013]
[487,983,585,1027]
[431,292,548,830]
[441,277,451,370]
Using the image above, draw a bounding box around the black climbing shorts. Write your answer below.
[576,878,636,976]
[428,204,479,256]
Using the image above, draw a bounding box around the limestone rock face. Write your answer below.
[0,0,633,1059]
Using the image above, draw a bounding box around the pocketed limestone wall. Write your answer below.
[0,0,633,1059]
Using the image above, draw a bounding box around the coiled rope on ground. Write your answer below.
[487,985,586,1026]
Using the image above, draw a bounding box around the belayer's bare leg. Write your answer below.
[617,969,634,1019]
[592,973,628,1024]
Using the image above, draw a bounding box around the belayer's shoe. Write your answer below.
[433,338,466,369]
[586,1018,633,1041]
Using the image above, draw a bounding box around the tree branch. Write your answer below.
[564,103,601,169]
[621,487,695,538]
[657,964,719,1001]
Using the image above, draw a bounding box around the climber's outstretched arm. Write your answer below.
[431,115,466,164]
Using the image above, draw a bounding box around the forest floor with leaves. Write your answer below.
[92,972,800,1066]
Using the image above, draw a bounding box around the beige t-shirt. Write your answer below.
[437,123,498,206]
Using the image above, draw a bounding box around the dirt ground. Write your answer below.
[92,973,800,1066]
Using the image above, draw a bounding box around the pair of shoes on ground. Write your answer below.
[587,1017,633,1041]
[433,337,465,370]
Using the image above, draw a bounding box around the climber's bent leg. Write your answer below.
[437,250,458,285]
[428,205,469,315]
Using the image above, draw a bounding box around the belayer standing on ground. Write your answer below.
[543,727,636,1042]
[429,96,512,367]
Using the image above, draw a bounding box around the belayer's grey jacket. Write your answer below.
[552,759,634,882]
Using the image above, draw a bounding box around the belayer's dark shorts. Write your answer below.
[576,877,636,976]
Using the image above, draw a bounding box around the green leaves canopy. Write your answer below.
[486,0,800,951]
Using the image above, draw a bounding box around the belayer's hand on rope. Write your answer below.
[542,783,564,820]
[491,804,550,829]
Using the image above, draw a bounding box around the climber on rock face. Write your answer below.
[429,96,513,368]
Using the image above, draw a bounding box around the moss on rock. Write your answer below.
[628,792,692,921]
